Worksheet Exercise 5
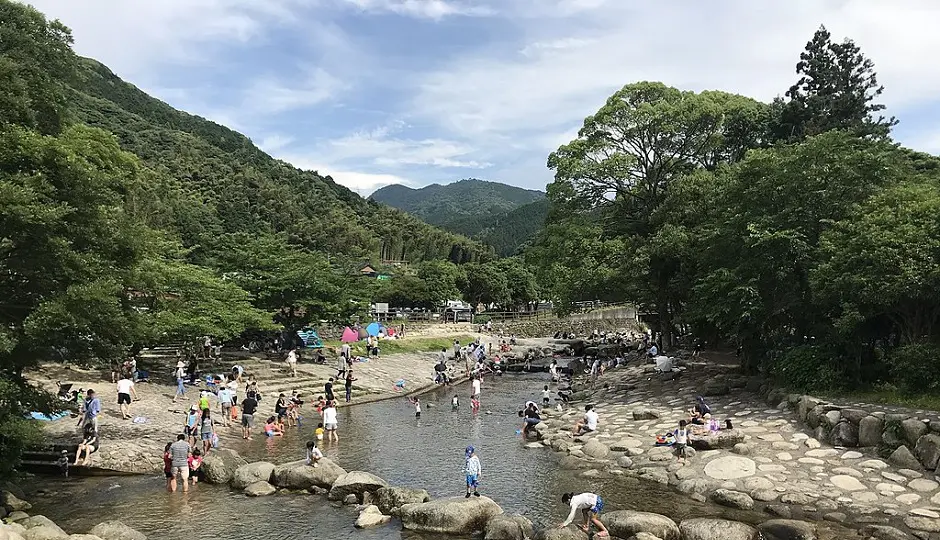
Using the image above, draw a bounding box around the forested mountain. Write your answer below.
[371,179,546,255]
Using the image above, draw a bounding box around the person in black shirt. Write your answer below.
[241,395,258,440]
[325,378,335,402]
[520,402,541,436]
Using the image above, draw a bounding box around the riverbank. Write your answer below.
[535,349,940,539]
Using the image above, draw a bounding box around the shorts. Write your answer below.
[524,418,540,425]
[325,422,337,430]
[164,470,173,479]
[201,432,212,441]
[466,474,479,488]
[174,465,189,481]
[415,412,421,418]
[242,414,254,428]
[542,397,550,405]
[186,425,198,436]
[591,496,603,514]
[118,393,131,405]
[674,443,688,457]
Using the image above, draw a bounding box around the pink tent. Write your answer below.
[341,327,358,342]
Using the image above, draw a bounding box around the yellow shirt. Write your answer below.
[315,427,324,438]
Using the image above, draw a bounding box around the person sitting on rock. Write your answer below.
[74,424,99,466]
[572,404,598,435]
[689,396,711,425]
[305,440,323,467]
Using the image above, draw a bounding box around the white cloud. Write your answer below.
[258,134,296,153]
[337,0,493,19]
[243,68,346,114]
[276,154,413,195]
[520,38,595,57]
[327,127,492,168]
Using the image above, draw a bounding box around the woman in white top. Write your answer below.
[322,401,339,442]
[558,492,608,536]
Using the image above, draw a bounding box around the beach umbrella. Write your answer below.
[358,327,369,339]
[366,322,381,336]
[341,327,358,343]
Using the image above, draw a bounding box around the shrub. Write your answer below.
[771,345,844,392]
[889,344,940,394]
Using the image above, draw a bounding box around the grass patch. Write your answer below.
[321,335,477,356]
[824,389,940,412]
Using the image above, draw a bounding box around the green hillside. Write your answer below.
[370,178,546,255]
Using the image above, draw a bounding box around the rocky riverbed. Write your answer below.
[530,353,940,540]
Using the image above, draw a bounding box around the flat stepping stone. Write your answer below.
[899,468,924,479]
[911,508,940,518]
[743,477,775,491]
[759,464,787,473]
[853,491,878,503]
[882,471,907,483]
[859,459,889,469]
[734,410,752,416]
[875,482,906,493]
[806,449,839,458]
[760,433,784,441]
[772,441,798,450]
[897,494,922,505]
[798,457,825,465]
[704,456,756,480]
[791,433,809,441]
[776,452,793,461]
[841,451,863,459]
[909,479,939,492]
[804,438,821,449]
[831,474,867,491]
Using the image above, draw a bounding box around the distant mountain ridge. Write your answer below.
[370,179,548,256]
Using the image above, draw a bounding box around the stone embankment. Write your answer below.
[529,350,940,540]
[1,488,146,540]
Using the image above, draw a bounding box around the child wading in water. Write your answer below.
[452,395,460,411]
[673,419,689,463]
[464,445,481,498]
[408,397,421,418]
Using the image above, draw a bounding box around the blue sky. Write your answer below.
[25,0,940,195]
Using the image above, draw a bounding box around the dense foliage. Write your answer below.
[530,25,940,393]
[371,179,547,256]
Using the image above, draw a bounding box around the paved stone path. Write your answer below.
[534,356,940,539]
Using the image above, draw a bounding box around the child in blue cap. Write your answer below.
[464,445,481,498]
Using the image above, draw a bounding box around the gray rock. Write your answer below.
[19,518,63,536]
[690,430,745,450]
[602,510,679,540]
[272,459,346,490]
[374,486,431,516]
[581,440,609,459]
[87,521,146,540]
[677,479,709,495]
[884,426,905,449]
[533,527,588,540]
[823,410,842,428]
[23,526,66,540]
[702,382,730,396]
[861,524,913,540]
[8,511,29,522]
[551,439,572,453]
[67,535,103,540]
[399,496,503,534]
[354,505,391,529]
[678,518,758,540]
[633,410,659,421]
[1,492,31,513]
[914,434,940,470]
[841,409,869,425]
[805,405,824,429]
[797,397,821,422]
[710,489,754,510]
[904,516,940,533]
[830,422,859,447]
[757,519,816,540]
[231,462,275,490]
[343,494,358,504]
[859,416,884,447]
[244,481,276,497]
[902,419,929,447]
[617,456,634,469]
[780,493,814,505]
[764,505,793,519]
[200,448,246,485]
[732,443,751,455]
[751,490,778,502]
[637,467,669,484]
[484,514,533,540]
[328,471,388,501]
[558,456,591,470]
[889,446,922,470]
[626,534,663,540]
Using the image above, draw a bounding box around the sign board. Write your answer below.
[374,303,389,314]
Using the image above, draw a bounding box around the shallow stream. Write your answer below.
[25,373,851,539]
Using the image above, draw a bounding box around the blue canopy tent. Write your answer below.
[296,328,324,348]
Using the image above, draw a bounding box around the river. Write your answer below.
[23,372,852,539]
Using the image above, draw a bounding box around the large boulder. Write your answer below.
[272,459,346,490]
[901,419,929,447]
[829,422,858,447]
[633,410,659,420]
[689,430,745,450]
[354,505,391,529]
[914,434,940,470]
[399,496,503,534]
[22,526,66,540]
[231,462,275,490]
[68,536,102,540]
[374,486,431,516]
[889,446,922,470]
[484,514,534,540]
[603,510,679,540]
[710,489,754,510]
[757,519,817,540]
[244,481,276,497]
[200,449,246,485]
[1,523,27,540]
[18,518,64,537]
[581,440,610,459]
[840,408,869,425]
[328,471,388,501]
[533,528,588,540]
[678,518,759,540]
[858,416,884,447]
[87,521,146,540]
[1,492,31,513]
